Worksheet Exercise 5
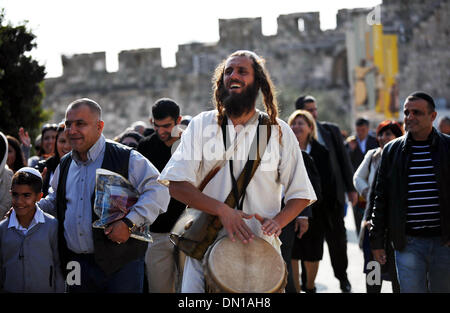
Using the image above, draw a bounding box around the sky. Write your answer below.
[2,0,381,78]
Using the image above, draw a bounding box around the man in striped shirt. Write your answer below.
[370,91,450,293]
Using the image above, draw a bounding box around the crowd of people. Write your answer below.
[0,50,449,293]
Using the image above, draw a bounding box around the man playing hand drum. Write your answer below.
[158,50,316,292]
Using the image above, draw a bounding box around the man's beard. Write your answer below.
[218,82,259,118]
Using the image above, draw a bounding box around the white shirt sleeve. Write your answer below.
[127,150,170,226]
[158,114,204,188]
[353,149,373,199]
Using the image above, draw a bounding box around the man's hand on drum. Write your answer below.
[254,214,282,237]
[217,203,255,244]
[104,220,131,244]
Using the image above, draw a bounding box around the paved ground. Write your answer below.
[301,204,394,293]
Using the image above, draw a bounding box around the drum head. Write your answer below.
[207,236,286,293]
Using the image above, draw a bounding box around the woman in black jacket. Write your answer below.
[285,109,337,293]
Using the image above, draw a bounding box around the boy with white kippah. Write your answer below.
[0,167,65,292]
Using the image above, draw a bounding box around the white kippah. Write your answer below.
[17,167,43,181]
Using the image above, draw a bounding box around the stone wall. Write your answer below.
[42,0,450,138]
[383,0,450,109]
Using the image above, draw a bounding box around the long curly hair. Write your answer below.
[212,51,280,130]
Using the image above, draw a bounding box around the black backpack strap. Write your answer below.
[222,116,260,211]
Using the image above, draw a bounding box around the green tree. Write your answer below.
[0,9,50,141]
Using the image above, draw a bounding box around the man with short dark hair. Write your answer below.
[295,95,357,292]
[137,98,186,293]
[370,91,450,293]
[347,118,379,171]
[346,117,378,235]
[38,98,170,292]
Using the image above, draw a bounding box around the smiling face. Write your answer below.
[223,55,255,95]
[11,184,42,225]
[65,104,104,160]
[218,55,259,118]
[290,115,313,147]
[154,116,178,143]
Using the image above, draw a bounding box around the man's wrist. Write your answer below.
[121,217,136,233]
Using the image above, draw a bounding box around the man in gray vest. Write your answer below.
[39,98,170,292]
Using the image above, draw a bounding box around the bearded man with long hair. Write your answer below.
[159,50,316,293]
[213,50,279,127]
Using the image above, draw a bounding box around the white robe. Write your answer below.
[158,109,316,292]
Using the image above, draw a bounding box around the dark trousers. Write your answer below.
[67,253,145,293]
[281,209,349,287]
[323,208,349,282]
[279,220,298,293]
[352,201,365,236]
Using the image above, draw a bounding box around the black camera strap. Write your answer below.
[221,113,262,211]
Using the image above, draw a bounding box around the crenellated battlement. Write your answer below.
[44,0,450,139]
[62,52,107,77]
[58,12,335,77]
[277,12,321,36]
[218,17,263,43]
[58,12,328,77]
[118,48,162,72]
